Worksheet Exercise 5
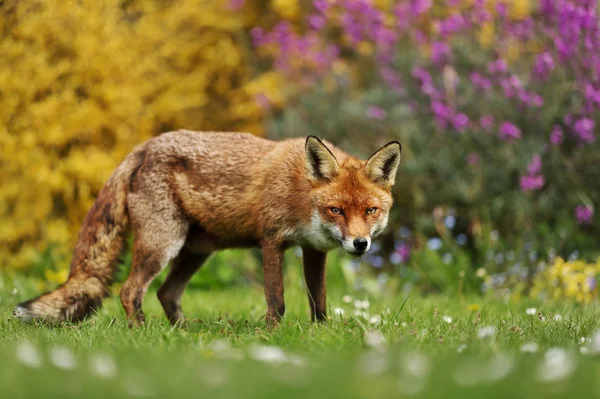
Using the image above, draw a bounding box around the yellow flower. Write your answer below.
[478,22,494,49]
[510,0,530,20]
[45,269,69,285]
[467,304,480,312]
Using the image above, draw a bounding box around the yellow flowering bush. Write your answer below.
[0,0,291,270]
[531,258,600,304]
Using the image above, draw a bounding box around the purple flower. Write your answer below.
[495,2,508,18]
[487,59,507,74]
[500,75,522,98]
[573,118,596,143]
[452,113,470,132]
[466,152,480,165]
[308,14,326,30]
[533,51,555,79]
[412,65,431,83]
[470,72,492,91]
[527,154,542,175]
[366,105,387,121]
[575,205,594,224]
[584,83,600,106]
[431,101,452,128]
[520,175,545,191]
[251,27,264,46]
[379,66,403,93]
[518,90,544,107]
[313,0,330,13]
[550,125,564,145]
[499,122,522,141]
[394,241,411,263]
[480,115,495,131]
[409,0,432,15]
[588,276,597,291]
[431,42,450,64]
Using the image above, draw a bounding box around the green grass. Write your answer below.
[1,268,600,399]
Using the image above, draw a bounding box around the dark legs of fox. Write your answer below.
[158,247,210,325]
[302,247,327,322]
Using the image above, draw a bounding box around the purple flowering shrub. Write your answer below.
[250,0,599,289]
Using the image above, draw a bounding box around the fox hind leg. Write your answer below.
[158,246,211,325]
[120,218,188,327]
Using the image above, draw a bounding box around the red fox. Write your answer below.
[14,131,401,326]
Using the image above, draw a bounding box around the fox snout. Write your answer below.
[342,236,371,256]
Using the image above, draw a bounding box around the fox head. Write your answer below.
[304,136,401,256]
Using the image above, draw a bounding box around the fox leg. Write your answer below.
[302,247,327,322]
[158,247,211,325]
[262,241,285,326]
[120,216,188,327]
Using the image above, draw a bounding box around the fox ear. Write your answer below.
[365,141,402,187]
[305,136,339,182]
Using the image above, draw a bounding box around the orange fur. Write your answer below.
[14,131,401,326]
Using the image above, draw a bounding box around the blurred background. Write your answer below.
[1,0,599,304]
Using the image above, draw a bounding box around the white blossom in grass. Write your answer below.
[520,342,539,354]
[49,346,76,370]
[553,314,563,321]
[457,344,467,353]
[89,353,117,379]
[249,345,306,366]
[208,340,243,361]
[537,348,576,382]
[364,330,386,349]
[580,346,589,355]
[370,315,381,325]
[588,331,600,355]
[353,310,368,318]
[16,341,42,368]
[333,307,345,316]
[397,352,431,395]
[477,326,496,339]
[342,295,353,303]
[526,308,537,315]
[250,345,288,363]
[357,350,390,375]
[486,353,514,383]
[354,299,370,309]
[401,352,431,378]
[579,337,588,345]
[442,315,452,324]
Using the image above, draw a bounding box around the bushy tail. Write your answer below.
[14,145,146,324]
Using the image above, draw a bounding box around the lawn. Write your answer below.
[1,267,599,399]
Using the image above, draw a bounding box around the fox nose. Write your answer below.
[353,237,368,251]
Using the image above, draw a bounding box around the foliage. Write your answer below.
[0,0,287,270]
[252,0,600,279]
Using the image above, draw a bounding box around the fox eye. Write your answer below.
[329,207,343,215]
[366,207,378,215]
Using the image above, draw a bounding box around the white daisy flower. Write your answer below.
[477,326,496,339]
[49,346,76,370]
[16,341,42,368]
